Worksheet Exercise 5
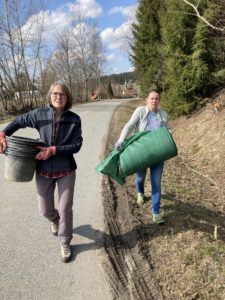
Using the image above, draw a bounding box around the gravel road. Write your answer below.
[0,99,128,300]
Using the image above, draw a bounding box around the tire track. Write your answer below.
[102,176,164,300]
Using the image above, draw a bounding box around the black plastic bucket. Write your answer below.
[4,136,44,182]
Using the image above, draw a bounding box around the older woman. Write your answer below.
[0,81,83,262]
[115,89,171,224]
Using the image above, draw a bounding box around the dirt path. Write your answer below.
[100,100,164,299]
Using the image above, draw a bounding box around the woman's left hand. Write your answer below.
[35,146,56,160]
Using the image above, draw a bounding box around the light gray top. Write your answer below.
[118,105,171,143]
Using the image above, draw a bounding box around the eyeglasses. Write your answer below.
[52,92,66,98]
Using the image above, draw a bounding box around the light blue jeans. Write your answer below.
[136,162,164,214]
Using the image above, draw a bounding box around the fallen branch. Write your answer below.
[178,155,223,193]
[214,224,218,240]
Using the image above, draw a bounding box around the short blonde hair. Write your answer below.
[47,81,73,109]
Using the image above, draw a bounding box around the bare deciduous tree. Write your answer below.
[0,1,105,112]
[0,0,45,112]
[45,9,104,103]
[54,30,77,93]
[70,12,103,101]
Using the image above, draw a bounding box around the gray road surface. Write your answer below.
[0,99,129,300]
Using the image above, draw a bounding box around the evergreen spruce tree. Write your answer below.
[160,0,200,116]
[131,0,164,96]
[132,0,225,116]
[161,0,225,116]
[198,2,225,88]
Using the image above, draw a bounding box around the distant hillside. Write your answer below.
[101,71,137,85]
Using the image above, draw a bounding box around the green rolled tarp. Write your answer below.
[95,127,178,185]
[95,148,124,184]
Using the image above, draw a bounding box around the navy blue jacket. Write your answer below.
[3,106,83,172]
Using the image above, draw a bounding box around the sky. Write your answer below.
[41,0,138,75]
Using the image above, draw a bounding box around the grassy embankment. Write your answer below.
[106,98,225,299]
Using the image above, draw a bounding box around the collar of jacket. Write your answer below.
[145,105,160,115]
[49,105,70,118]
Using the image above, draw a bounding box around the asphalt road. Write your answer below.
[0,99,129,300]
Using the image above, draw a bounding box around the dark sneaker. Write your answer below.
[61,246,72,263]
[152,213,165,224]
[51,222,58,235]
[136,193,144,206]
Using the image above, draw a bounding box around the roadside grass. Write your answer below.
[192,145,201,155]
[107,98,225,299]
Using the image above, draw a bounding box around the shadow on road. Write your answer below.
[71,224,138,260]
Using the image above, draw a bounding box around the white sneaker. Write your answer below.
[50,222,58,235]
[61,245,72,263]
[136,193,144,206]
[152,213,165,224]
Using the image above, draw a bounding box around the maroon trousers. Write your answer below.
[35,171,76,246]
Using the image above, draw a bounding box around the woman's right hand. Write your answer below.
[0,132,7,153]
